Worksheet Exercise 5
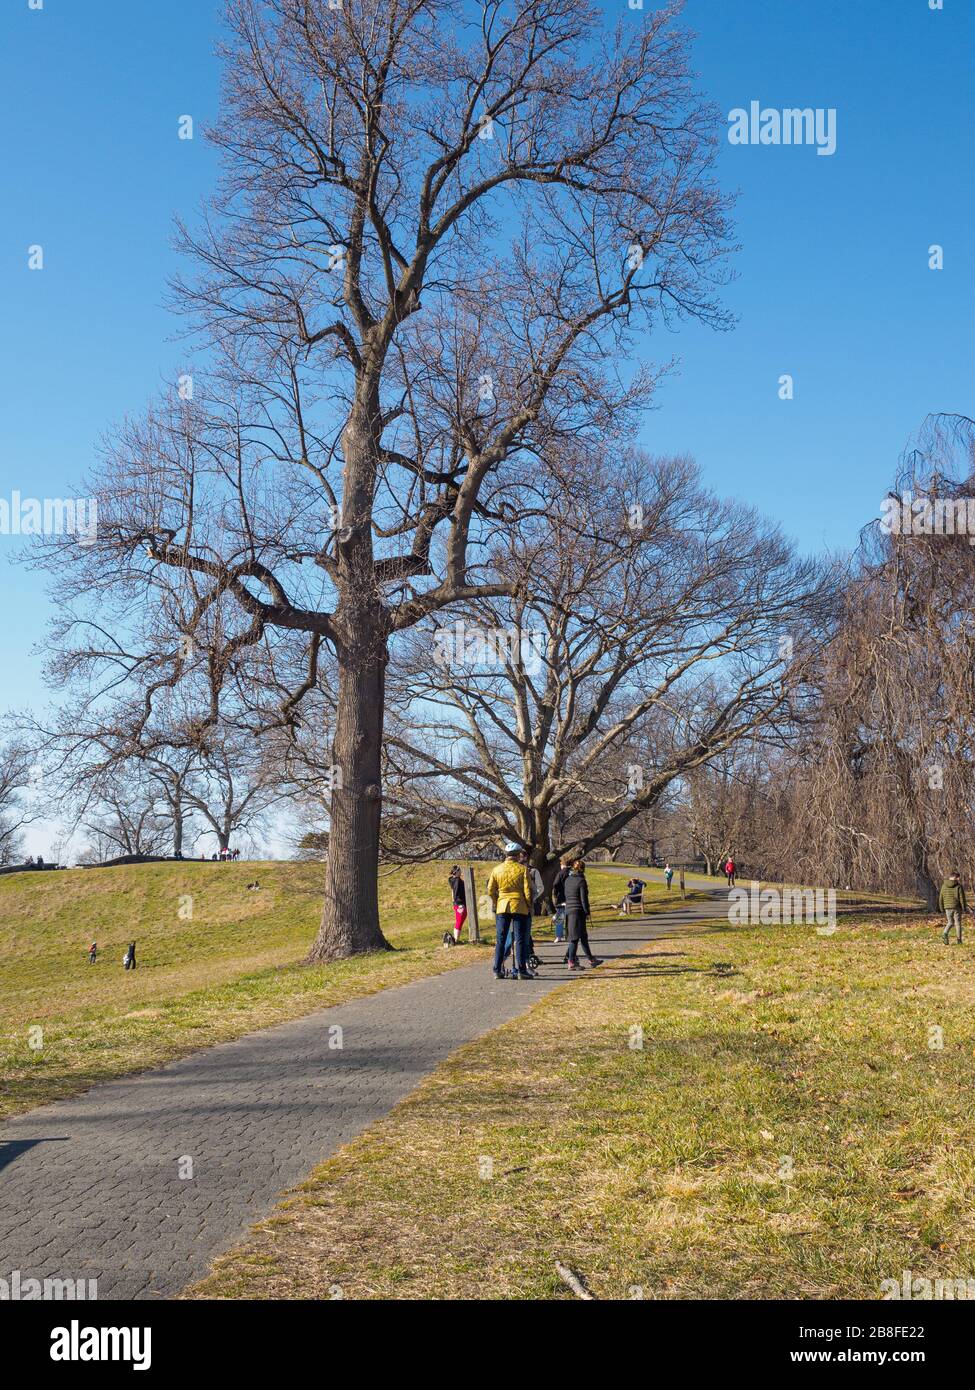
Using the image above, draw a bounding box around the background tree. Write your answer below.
[0,743,34,865]
[385,449,836,886]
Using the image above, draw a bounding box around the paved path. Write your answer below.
[0,890,729,1299]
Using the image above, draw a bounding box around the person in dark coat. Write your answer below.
[123,941,137,971]
[447,865,467,943]
[563,860,603,970]
[552,856,571,942]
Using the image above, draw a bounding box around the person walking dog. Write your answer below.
[564,859,603,971]
[487,844,533,980]
[938,873,967,944]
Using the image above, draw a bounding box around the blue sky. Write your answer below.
[1,0,972,851]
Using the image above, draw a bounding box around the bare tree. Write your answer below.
[34,0,735,957]
[385,450,836,886]
[755,416,975,904]
[0,743,34,864]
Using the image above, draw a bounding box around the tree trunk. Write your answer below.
[172,808,184,857]
[308,618,391,961]
[911,835,938,911]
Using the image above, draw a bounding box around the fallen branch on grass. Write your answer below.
[556,1262,596,1300]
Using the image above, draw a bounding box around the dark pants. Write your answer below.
[565,910,594,964]
[494,912,530,974]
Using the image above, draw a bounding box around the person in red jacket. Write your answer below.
[724,856,736,888]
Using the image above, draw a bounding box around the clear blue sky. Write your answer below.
[1,0,972,849]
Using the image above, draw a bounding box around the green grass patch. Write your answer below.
[0,858,663,1118]
[185,904,975,1300]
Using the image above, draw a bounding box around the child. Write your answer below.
[88,942,97,965]
[664,863,674,891]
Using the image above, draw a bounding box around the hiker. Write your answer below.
[448,865,467,943]
[724,856,736,888]
[664,862,674,891]
[617,876,645,916]
[25,855,34,868]
[123,941,137,971]
[938,873,967,945]
[564,860,602,970]
[88,942,97,965]
[487,842,533,980]
[36,854,44,869]
[552,856,571,942]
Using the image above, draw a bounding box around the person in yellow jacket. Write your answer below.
[487,842,534,979]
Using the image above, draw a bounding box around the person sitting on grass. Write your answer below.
[938,872,967,945]
[564,859,603,971]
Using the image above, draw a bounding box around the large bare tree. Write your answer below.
[384,449,836,885]
[35,0,734,957]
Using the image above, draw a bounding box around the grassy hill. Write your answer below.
[0,858,681,1119]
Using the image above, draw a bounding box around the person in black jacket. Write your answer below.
[552,856,571,942]
[563,860,603,970]
[447,865,467,943]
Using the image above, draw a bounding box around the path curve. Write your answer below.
[0,891,729,1299]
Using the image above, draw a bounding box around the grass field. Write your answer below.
[186,903,975,1301]
[0,858,679,1119]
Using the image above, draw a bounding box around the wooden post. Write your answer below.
[463,866,480,942]
[680,866,686,900]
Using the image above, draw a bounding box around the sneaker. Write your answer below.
[588,957,604,967]
[492,970,504,980]
[566,961,582,971]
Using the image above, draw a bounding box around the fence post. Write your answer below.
[463,866,480,942]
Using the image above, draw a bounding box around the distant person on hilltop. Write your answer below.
[938,873,967,945]
[88,942,97,965]
[123,941,137,971]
